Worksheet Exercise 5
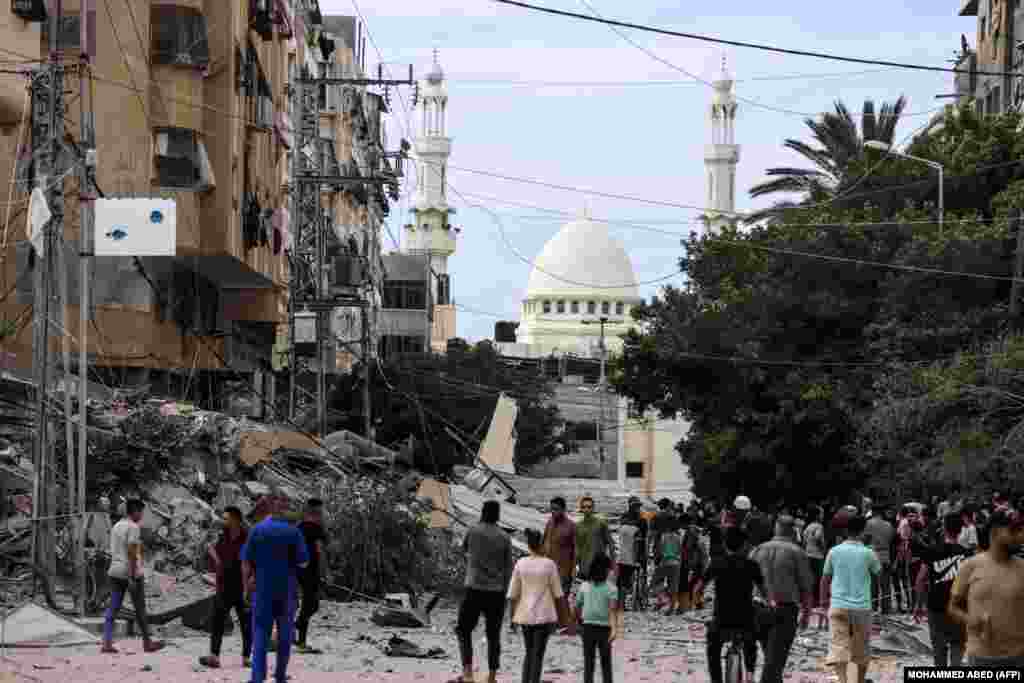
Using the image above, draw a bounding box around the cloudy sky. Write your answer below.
[320,0,968,341]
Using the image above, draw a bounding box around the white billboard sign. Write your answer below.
[94,198,176,256]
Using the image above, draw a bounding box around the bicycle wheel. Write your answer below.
[725,647,743,683]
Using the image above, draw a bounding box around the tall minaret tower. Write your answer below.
[406,50,457,349]
[704,56,740,234]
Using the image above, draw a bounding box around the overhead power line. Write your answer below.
[449,66,901,87]
[492,0,1015,78]
[576,0,944,119]
[450,179,1024,292]
[437,154,1024,220]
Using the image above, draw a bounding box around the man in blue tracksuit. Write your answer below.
[242,497,309,683]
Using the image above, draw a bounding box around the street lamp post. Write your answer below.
[582,316,614,468]
[864,140,944,235]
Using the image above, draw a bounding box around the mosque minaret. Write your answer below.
[704,56,740,233]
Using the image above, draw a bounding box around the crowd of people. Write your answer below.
[94,488,1024,683]
[454,489,1024,683]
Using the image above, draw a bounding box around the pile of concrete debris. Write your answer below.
[0,382,427,612]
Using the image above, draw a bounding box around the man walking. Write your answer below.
[101,498,164,654]
[750,515,815,683]
[200,506,251,669]
[295,498,328,653]
[576,496,615,580]
[242,497,309,683]
[864,503,895,614]
[913,513,969,667]
[821,514,881,683]
[453,499,513,683]
[542,496,576,597]
[948,508,1024,667]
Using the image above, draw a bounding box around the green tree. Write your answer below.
[748,97,907,213]
[614,107,1024,503]
[329,341,562,473]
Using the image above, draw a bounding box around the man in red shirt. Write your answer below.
[200,506,252,669]
[542,496,576,597]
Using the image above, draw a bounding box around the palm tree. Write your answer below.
[749,96,908,208]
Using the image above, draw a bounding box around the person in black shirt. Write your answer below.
[199,506,251,669]
[295,498,328,652]
[913,512,969,667]
[695,526,767,683]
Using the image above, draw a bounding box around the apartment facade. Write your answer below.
[0,2,387,408]
[956,0,1024,114]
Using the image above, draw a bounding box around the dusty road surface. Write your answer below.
[1,600,926,682]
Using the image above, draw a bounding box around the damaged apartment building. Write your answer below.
[0,0,399,416]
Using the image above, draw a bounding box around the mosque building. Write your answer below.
[494,58,741,500]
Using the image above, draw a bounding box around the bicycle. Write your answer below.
[631,559,649,611]
[721,627,749,683]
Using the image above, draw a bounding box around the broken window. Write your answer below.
[154,128,214,190]
[151,5,210,67]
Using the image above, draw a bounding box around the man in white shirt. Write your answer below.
[101,499,164,654]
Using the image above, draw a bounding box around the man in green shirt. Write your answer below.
[576,496,614,580]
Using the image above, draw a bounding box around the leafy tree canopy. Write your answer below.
[329,341,562,474]
[614,103,1024,506]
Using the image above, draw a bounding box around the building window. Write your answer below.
[625,462,644,478]
[240,44,273,128]
[381,334,423,359]
[41,12,96,55]
[383,280,427,310]
[616,302,624,316]
[587,301,596,314]
[154,128,214,190]
[542,300,551,314]
[556,300,565,313]
[602,301,610,315]
[570,301,579,314]
[151,5,210,66]
[436,273,451,305]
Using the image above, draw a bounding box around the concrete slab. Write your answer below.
[0,602,99,647]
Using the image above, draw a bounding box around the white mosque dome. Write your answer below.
[525,214,641,300]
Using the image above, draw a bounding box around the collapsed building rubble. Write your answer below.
[0,382,427,626]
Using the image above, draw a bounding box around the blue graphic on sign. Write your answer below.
[106,227,128,241]
[150,210,163,224]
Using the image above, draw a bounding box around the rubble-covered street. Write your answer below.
[2,596,933,683]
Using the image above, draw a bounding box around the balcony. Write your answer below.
[960,0,978,16]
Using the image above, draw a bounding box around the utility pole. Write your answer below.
[597,316,607,468]
[287,54,412,438]
[76,4,96,617]
[30,0,66,584]
[1011,208,1024,324]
